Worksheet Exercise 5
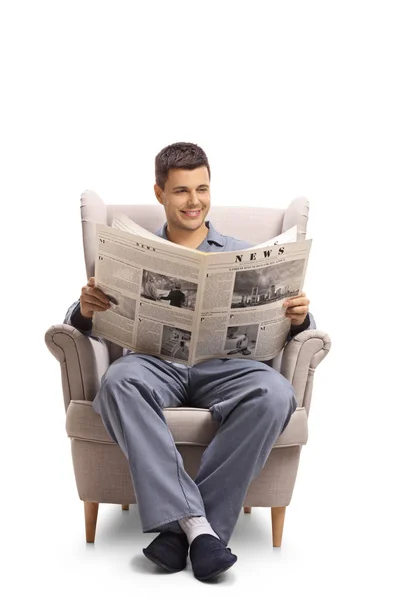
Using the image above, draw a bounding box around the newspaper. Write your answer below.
[92,214,312,365]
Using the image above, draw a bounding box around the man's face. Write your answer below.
[154,166,210,232]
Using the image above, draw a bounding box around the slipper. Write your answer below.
[143,531,189,573]
[189,534,238,581]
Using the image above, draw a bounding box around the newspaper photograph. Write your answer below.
[230,259,305,309]
[141,269,198,310]
[91,214,311,365]
[160,326,192,361]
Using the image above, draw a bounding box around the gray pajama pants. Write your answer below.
[92,353,297,545]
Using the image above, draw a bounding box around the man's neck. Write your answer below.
[166,223,208,249]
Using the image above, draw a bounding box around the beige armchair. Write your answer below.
[45,190,330,547]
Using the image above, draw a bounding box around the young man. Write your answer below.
[64,142,314,582]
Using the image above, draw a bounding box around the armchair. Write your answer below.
[45,190,330,547]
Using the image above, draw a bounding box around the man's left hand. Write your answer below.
[283,292,310,326]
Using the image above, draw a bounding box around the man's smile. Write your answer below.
[181,209,202,218]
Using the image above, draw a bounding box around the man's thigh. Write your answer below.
[99,352,190,409]
[188,358,293,411]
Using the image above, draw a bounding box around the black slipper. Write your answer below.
[189,534,238,581]
[143,531,189,573]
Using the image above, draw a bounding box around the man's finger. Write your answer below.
[284,297,309,308]
[82,299,110,312]
[84,286,110,304]
[286,306,308,315]
[82,291,110,308]
[82,294,110,306]
[88,277,96,287]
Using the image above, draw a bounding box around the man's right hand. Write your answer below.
[80,277,111,319]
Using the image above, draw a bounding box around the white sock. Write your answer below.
[178,516,220,545]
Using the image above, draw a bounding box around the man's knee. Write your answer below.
[252,368,297,421]
[97,356,148,409]
[270,369,296,412]
[267,372,297,436]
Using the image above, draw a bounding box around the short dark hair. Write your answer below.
[155,142,211,190]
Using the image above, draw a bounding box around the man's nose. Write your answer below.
[188,191,199,205]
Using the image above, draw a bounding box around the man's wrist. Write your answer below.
[289,313,310,336]
[70,303,93,331]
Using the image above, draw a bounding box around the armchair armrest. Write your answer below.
[45,324,110,410]
[280,329,331,415]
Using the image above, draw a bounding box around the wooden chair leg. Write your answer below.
[84,501,99,543]
[121,504,129,511]
[271,506,286,547]
[244,506,252,514]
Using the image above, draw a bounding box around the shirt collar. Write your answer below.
[155,221,225,249]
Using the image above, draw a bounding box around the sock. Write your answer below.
[178,516,220,545]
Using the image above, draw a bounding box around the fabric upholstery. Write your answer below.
[71,438,301,507]
[280,329,331,412]
[66,400,308,447]
[45,324,109,410]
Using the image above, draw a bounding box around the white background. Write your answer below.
[1,1,399,598]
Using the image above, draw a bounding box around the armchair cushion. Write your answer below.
[66,401,308,448]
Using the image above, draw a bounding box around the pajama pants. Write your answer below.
[92,353,297,545]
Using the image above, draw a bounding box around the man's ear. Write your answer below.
[154,184,164,205]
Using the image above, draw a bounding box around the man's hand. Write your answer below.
[80,277,111,319]
[283,291,310,326]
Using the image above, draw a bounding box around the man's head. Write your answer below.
[154,142,211,235]
[173,282,182,290]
